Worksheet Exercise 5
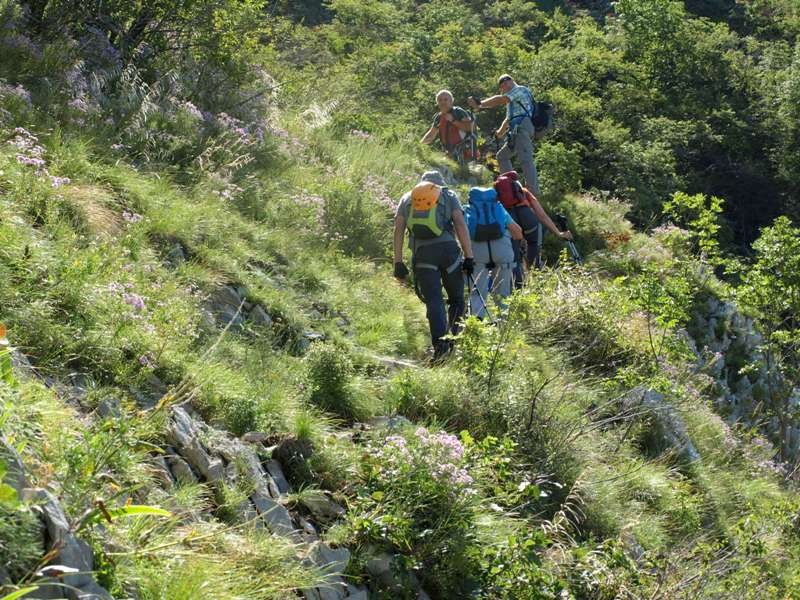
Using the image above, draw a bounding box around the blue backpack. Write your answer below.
[465,187,505,242]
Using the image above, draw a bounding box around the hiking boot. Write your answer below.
[431,340,453,363]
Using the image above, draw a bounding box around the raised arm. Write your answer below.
[526,192,573,240]
[468,94,510,110]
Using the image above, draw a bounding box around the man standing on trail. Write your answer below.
[468,74,540,195]
[421,90,475,162]
[393,171,474,360]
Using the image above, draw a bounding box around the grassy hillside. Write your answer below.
[2,1,800,599]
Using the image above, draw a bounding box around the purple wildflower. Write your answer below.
[122,292,146,312]
[122,211,143,223]
[181,101,204,121]
[50,176,71,188]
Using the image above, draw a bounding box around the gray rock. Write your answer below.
[265,460,290,496]
[251,493,296,538]
[622,387,700,463]
[298,516,319,542]
[345,585,369,600]
[300,491,345,522]
[165,450,198,485]
[72,580,114,600]
[368,415,412,431]
[26,489,93,589]
[167,407,224,483]
[208,434,274,498]
[249,305,273,328]
[1,437,28,494]
[148,455,174,489]
[308,542,350,575]
[0,566,10,584]
[96,398,122,419]
[166,243,186,267]
[9,347,37,379]
[241,431,269,444]
[206,286,245,330]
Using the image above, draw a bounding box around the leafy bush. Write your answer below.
[353,426,479,595]
[305,342,356,419]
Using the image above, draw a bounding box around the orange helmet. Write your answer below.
[411,181,441,210]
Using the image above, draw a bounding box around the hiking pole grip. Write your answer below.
[554,213,583,265]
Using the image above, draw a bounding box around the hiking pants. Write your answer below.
[497,118,540,196]
[470,238,515,318]
[508,205,543,287]
[413,241,465,347]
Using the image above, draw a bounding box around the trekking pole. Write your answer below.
[554,213,583,265]
[467,272,495,323]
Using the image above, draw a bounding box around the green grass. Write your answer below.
[2,101,800,599]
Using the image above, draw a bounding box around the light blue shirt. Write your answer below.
[505,84,535,127]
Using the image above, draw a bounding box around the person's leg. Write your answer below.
[516,121,540,196]
[414,266,447,347]
[444,264,465,335]
[511,238,524,289]
[496,140,514,175]
[492,239,516,304]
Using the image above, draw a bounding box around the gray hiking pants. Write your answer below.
[497,117,540,196]
[469,238,515,319]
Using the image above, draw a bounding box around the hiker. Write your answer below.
[393,171,475,358]
[494,170,572,283]
[468,74,540,194]
[464,186,523,318]
[421,90,476,164]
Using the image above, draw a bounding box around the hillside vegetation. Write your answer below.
[1,1,800,599]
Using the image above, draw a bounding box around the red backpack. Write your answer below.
[493,171,527,209]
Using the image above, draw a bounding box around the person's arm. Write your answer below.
[468,94,510,110]
[452,210,474,259]
[507,220,523,240]
[496,117,509,138]
[394,214,407,265]
[421,125,438,145]
[527,193,573,240]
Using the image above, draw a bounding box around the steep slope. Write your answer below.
[1,105,799,599]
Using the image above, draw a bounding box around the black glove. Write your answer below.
[394,262,409,279]
[462,257,475,276]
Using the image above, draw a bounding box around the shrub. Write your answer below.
[354,426,479,595]
[305,342,355,419]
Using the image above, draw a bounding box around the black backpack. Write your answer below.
[533,101,555,139]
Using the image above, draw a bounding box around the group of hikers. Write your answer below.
[395,74,574,360]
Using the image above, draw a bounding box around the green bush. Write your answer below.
[305,342,356,419]
[353,426,479,596]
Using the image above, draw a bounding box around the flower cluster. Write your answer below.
[212,183,244,202]
[293,191,326,222]
[363,174,396,212]
[106,282,156,333]
[180,100,205,121]
[350,129,371,140]
[122,210,143,224]
[0,82,32,107]
[9,127,71,188]
[375,426,475,495]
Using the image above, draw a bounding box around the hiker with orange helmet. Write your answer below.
[393,171,474,359]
